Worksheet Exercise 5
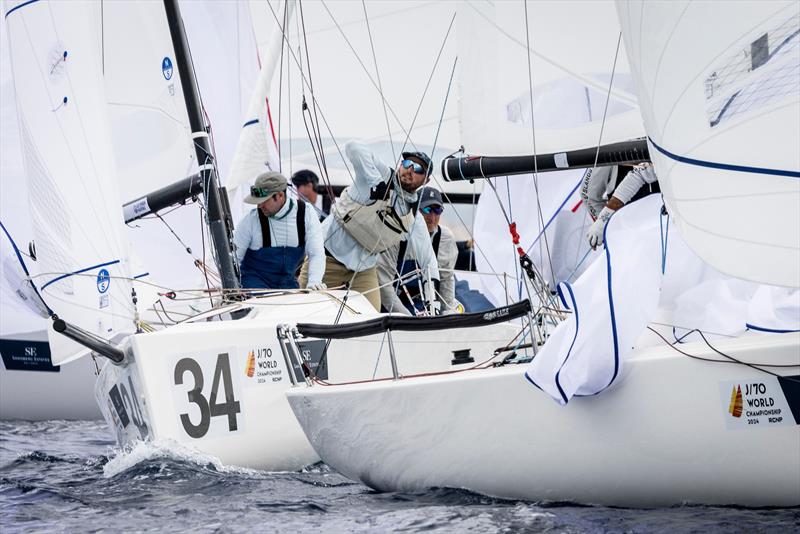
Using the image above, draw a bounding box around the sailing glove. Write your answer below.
[307,282,327,291]
[587,207,615,249]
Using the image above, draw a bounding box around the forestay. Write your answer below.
[617,0,800,288]
[5,0,135,365]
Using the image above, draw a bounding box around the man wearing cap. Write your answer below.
[291,169,331,221]
[300,140,438,311]
[377,187,458,315]
[233,171,325,290]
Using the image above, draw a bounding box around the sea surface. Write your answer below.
[0,420,797,533]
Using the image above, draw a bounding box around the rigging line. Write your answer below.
[318,0,428,156]
[647,327,800,383]
[198,204,215,308]
[265,1,355,184]
[299,0,330,182]
[388,55,460,316]
[395,11,457,158]
[361,0,396,163]
[523,0,556,291]
[155,212,194,257]
[276,0,289,167]
[571,31,624,272]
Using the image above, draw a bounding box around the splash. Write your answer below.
[102,439,259,478]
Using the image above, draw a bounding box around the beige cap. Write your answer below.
[244,171,288,204]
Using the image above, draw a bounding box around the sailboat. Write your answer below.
[283,0,800,506]
[4,0,525,469]
[0,0,258,421]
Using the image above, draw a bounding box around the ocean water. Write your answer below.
[0,420,797,533]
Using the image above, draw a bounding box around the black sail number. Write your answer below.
[173,353,241,439]
[209,353,241,432]
[174,357,210,438]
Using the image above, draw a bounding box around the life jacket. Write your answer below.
[240,200,306,290]
[331,173,414,253]
[393,228,442,312]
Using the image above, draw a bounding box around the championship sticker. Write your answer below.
[719,376,800,430]
[242,345,285,387]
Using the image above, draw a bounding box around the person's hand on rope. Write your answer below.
[307,282,327,291]
[587,206,614,249]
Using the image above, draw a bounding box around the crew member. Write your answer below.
[586,163,659,249]
[291,169,330,221]
[234,171,325,290]
[301,141,439,311]
[378,187,457,315]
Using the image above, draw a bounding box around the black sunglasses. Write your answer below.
[421,205,443,215]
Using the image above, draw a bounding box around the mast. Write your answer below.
[442,138,650,181]
[163,0,240,291]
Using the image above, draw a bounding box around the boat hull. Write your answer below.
[95,291,520,470]
[287,332,800,506]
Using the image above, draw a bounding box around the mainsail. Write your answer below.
[617,0,800,288]
[5,0,135,365]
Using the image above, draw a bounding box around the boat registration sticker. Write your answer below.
[171,350,244,439]
[719,376,800,430]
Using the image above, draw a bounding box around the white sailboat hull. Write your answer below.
[1,332,100,420]
[287,332,800,506]
[95,291,519,471]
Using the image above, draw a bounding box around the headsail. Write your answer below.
[617,0,800,288]
[6,0,135,364]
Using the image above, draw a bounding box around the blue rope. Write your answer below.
[659,205,670,274]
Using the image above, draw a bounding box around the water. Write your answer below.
[1,421,797,533]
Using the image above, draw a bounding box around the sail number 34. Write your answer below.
[174,353,241,438]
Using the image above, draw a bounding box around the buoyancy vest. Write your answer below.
[394,228,442,311]
[331,173,414,253]
[240,200,306,290]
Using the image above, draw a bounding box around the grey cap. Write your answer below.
[244,171,288,204]
[418,187,443,210]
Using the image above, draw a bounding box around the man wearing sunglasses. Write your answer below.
[377,187,458,315]
[302,140,439,311]
[233,171,325,291]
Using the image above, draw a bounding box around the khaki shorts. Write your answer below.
[299,255,380,311]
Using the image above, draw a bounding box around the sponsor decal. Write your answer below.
[483,308,510,322]
[0,340,59,372]
[161,57,173,80]
[720,376,800,430]
[243,346,284,387]
[97,268,110,294]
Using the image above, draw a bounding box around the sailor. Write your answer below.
[291,169,330,221]
[300,140,439,311]
[377,187,457,315]
[586,162,659,249]
[233,171,326,290]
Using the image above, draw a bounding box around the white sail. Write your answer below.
[6,0,135,365]
[102,0,195,204]
[458,0,644,157]
[226,0,292,193]
[463,1,641,300]
[616,0,800,288]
